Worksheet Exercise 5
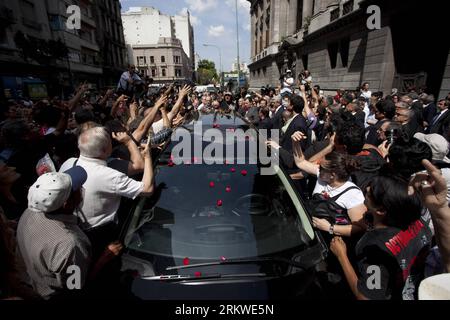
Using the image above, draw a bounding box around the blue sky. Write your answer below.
[119,0,251,72]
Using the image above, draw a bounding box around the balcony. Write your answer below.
[251,44,279,63]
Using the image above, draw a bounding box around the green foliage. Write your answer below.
[197,59,218,85]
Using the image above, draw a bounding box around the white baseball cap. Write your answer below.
[414,133,450,163]
[28,167,87,213]
[419,274,450,300]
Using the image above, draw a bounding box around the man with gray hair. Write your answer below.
[59,126,155,256]
[420,93,437,129]
[270,95,285,131]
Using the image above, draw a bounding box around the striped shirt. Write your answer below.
[16,209,91,299]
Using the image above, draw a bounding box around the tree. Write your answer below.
[197,59,218,85]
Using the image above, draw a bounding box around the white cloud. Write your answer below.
[178,7,201,26]
[225,0,251,11]
[244,22,250,31]
[208,25,225,37]
[185,0,218,13]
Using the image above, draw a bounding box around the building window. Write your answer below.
[161,68,166,77]
[255,40,258,55]
[137,56,146,65]
[259,35,263,52]
[302,55,308,70]
[0,28,7,45]
[174,55,181,64]
[330,8,340,22]
[161,56,165,63]
[296,0,303,31]
[175,69,182,77]
[152,68,156,77]
[343,0,354,16]
[328,42,339,69]
[265,30,269,48]
[150,56,154,63]
[340,38,350,68]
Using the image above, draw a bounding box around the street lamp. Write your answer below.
[235,0,241,90]
[203,43,223,88]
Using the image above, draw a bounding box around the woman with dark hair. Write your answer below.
[292,132,367,237]
[330,174,432,300]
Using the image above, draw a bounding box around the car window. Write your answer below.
[124,164,315,260]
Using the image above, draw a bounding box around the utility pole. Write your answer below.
[235,0,241,90]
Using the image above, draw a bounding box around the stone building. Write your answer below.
[132,37,192,83]
[247,0,450,99]
[0,0,127,98]
[122,6,195,81]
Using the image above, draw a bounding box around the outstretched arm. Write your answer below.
[167,85,192,123]
[132,95,168,143]
[292,132,319,176]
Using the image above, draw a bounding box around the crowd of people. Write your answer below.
[1,64,450,300]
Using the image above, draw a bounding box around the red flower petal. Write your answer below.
[220,256,226,261]
[194,272,202,277]
[168,160,174,167]
[217,200,223,207]
[230,168,236,173]
[241,170,248,176]
[183,257,190,265]
[209,181,215,188]
[225,186,231,193]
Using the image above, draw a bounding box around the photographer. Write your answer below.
[300,70,313,92]
[280,70,295,95]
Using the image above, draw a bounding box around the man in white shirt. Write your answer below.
[59,126,155,256]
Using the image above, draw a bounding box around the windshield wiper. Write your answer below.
[141,273,267,281]
[166,257,306,271]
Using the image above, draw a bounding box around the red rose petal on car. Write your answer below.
[241,170,248,176]
[220,256,226,261]
[230,168,236,173]
[194,272,202,277]
[217,200,223,207]
[209,181,215,188]
[168,160,174,167]
[183,257,190,265]
[225,186,231,193]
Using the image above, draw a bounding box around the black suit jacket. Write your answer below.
[271,106,285,130]
[429,109,450,137]
[280,114,308,153]
[423,103,437,126]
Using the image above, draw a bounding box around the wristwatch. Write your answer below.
[329,224,335,235]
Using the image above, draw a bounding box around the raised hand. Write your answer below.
[291,131,307,143]
[409,159,448,212]
[154,95,168,109]
[112,132,131,145]
[179,85,192,97]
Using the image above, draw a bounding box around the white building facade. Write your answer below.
[122,6,195,81]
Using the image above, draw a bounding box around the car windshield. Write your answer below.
[124,162,315,260]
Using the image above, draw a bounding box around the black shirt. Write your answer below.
[355,219,432,300]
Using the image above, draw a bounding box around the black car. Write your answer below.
[118,112,329,299]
